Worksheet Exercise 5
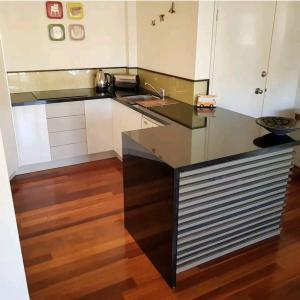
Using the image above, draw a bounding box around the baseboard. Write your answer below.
[16,151,118,175]
[9,171,16,180]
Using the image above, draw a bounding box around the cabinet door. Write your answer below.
[112,101,123,157]
[112,101,142,157]
[85,98,113,154]
[123,105,142,132]
[13,105,51,166]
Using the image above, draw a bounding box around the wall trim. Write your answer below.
[7,67,129,74]
[137,67,209,83]
[7,66,210,84]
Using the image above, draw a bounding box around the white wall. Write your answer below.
[136,1,199,80]
[0,37,18,177]
[194,1,215,80]
[262,1,300,117]
[0,129,29,300]
[0,1,127,71]
[126,1,138,67]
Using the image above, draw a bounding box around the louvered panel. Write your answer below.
[178,227,279,265]
[179,189,285,217]
[176,229,280,273]
[178,206,282,238]
[180,148,293,178]
[178,213,281,247]
[177,221,280,259]
[180,161,291,194]
[179,172,289,201]
[176,148,293,274]
[180,156,292,186]
[179,182,286,209]
[179,200,284,231]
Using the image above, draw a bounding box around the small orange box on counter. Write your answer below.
[195,95,217,108]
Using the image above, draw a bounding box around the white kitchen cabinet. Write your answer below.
[49,129,87,147]
[46,101,85,118]
[51,142,88,161]
[85,98,113,154]
[113,101,142,157]
[47,115,86,133]
[13,105,51,166]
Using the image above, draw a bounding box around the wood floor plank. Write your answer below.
[11,160,300,299]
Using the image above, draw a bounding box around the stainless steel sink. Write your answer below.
[121,94,179,108]
[122,94,160,102]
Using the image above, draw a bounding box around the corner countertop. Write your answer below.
[10,88,300,170]
[123,107,300,169]
[10,88,112,106]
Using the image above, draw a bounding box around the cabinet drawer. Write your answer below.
[46,101,85,118]
[141,116,160,128]
[47,115,86,133]
[49,129,87,147]
[51,142,88,160]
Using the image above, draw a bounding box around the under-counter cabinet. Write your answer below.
[13,105,51,166]
[84,98,113,154]
[46,101,88,160]
[112,101,142,157]
[12,98,162,171]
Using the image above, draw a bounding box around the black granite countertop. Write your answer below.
[10,88,300,170]
[123,107,300,169]
[10,88,112,106]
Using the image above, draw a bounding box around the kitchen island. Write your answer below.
[122,104,300,288]
[10,88,300,288]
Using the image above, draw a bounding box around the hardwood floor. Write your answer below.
[11,159,300,300]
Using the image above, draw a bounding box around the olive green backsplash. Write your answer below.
[8,68,208,105]
[135,69,208,105]
[7,68,127,93]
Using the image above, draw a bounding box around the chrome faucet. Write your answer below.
[145,82,165,100]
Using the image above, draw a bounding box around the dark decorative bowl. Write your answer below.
[256,116,300,135]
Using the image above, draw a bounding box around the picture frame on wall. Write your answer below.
[48,24,65,41]
[67,2,84,19]
[69,24,85,41]
[46,1,63,19]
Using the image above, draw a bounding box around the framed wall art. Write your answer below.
[48,24,65,41]
[67,2,84,19]
[69,24,85,40]
[46,1,63,19]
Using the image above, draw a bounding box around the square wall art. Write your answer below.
[69,24,85,40]
[46,1,63,19]
[48,24,65,41]
[67,2,84,19]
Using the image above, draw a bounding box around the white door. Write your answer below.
[85,98,113,154]
[262,1,300,117]
[211,1,276,117]
[13,105,51,166]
